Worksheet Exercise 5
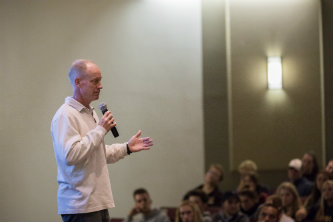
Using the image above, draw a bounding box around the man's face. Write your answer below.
[77,62,103,104]
[326,160,333,174]
[204,167,221,186]
[258,206,279,222]
[288,167,300,182]
[239,195,255,211]
[316,173,329,191]
[134,193,151,213]
[180,205,195,222]
[223,199,240,217]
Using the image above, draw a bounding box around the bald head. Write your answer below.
[68,59,93,88]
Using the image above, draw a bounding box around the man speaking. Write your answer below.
[51,59,153,222]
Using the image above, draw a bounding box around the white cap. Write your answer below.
[288,158,302,171]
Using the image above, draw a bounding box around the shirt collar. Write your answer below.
[65,96,94,112]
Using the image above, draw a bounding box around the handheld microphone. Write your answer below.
[98,103,119,138]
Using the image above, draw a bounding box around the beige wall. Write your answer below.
[203,0,326,191]
[0,0,204,221]
[230,0,323,170]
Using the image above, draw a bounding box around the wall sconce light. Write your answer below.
[267,56,282,89]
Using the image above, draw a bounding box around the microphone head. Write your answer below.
[98,102,108,112]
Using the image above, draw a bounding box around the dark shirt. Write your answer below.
[292,177,313,197]
[241,203,260,222]
[306,202,333,221]
[212,211,249,222]
[194,184,224,207]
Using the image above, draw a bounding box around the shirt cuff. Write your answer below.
[96,125,108,135]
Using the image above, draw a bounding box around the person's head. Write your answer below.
[176,200,202,222]
[315,170,330,192]
[183,190,208,212]
[326,160,333,178]
[302,151,319,176]
[265,194,283,210]
[321,180,333,202]
[257,203,281,222]
[238,190,258,212]
[239,172,260,194]
[69,59,103,107]
[276,182,302,210]
[204,163,224,187]
[238,160,258,178]
[288,158,303,182]
[133,188,152,214]
[221,191,241,217]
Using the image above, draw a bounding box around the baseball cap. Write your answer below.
[288,158,302,171]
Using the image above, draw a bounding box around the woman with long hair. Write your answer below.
[306,180,333,222]
[275,182,307,222]
[301,151,319,182]
[175,200,203,222]
[304,170,330,211]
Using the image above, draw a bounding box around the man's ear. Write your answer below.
[74,78,80,87]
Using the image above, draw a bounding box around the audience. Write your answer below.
[287,158,313,198]
[306,180,333,222]
[111,153,332,222]
[175,200,203,222]
[265,194,294,222]
[304,170,330,212]
[238,190,260,221]
[256,203,282,222]
[301,151,319,182]
[212,191,249,222]
[183,190,212,222]
[275,182,307,222]
[123,188,170,222]
[189,163,224,207]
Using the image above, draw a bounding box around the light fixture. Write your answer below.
[267,56,282,89]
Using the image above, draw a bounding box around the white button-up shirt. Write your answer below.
[51,97,127,214]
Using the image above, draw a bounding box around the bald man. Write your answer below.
[51,59,153,222]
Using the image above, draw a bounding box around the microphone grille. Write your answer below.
[98,103,107,112]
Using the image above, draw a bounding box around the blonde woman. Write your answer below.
[175,200,203,222]
[275,182,307,222]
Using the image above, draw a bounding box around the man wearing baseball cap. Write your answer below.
[287,158,313,197]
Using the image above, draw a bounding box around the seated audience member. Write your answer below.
[238,160,258,179]
[275,182,307,222]
[237,172,269,204]
[301,151,319,182]
[124,188,170,222]
[287,158,313,198]
[238,190,260,221]
[175,200,203,222]
[212,191,249,222]
[306,180,333,222]
[256,203,282,222]
[189,163,224,207]
[265,194,294,222]
[326,160,333,179]
[183,190,212,222]
[304,170,330,212]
